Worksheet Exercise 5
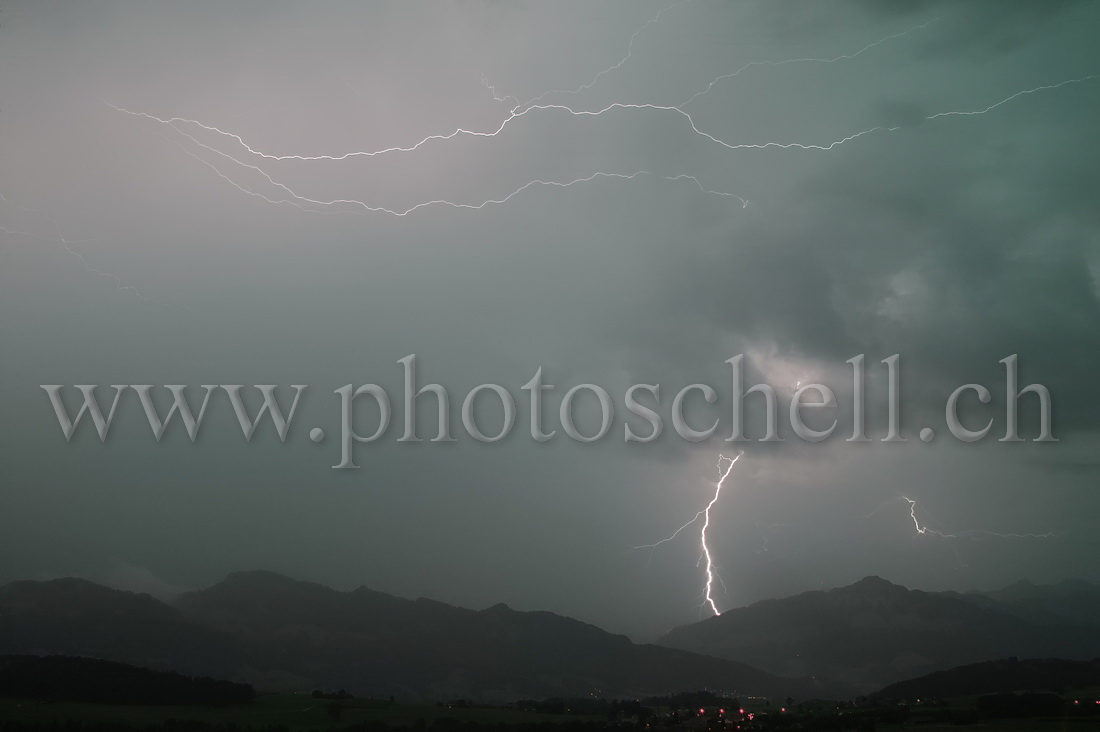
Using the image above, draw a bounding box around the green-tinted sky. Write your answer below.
[1,0,1098,639]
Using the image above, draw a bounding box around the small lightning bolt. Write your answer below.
[926,74,1100,119]
[635,452,743,617]
[901,496,1058,540]
[0,192,167,304]
[503,0,692,112]
[858,494,1058,542]
[678,17,940,109]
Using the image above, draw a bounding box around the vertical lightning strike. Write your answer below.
[635,452,742,617]
[700,452,741,615]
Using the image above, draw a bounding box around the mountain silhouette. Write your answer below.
[0,577,243,678]
[0,654,254,705]
[0,571,841,702]
[7,571,1097,700]
[656,576,1100,692]
[875,656,1100,699]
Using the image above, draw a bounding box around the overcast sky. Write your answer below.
[1,0,1099,639]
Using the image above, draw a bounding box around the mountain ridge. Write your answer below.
[0,570,842,702]
[656,575,1100,693]
[5,570,1097,700]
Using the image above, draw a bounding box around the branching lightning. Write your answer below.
[634,452,742,617]
[2,4,1088,620]
[104,7,1097,230]
[11,4,1099,305]
[495,0,692,112]
[103,16,963,222]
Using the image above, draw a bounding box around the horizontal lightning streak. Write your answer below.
[89,7,1099,317]
[122,122,751,217]
[926,74,1099,119]
[108,98,895,163]
[105,15,939,164]
[102,19,964,222]
[679,18,940,109]
[106,63,1098,225]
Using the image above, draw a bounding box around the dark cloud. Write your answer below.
[1,0,1097,638]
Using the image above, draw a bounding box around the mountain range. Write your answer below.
[2,571,1098,700]
[657,575,1100,692]
[875,657,1100,700]
[0,570,837,702]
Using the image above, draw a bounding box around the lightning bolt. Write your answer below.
[0,192,168,304]
[926,74,1100,119]
[106,15,940,162]
[103,17,957,220]
[499,0,692,112]
[857,494,1058,542]
[635,452,742,617]
[700,453,741,615]
[901,496,1058,540]
[92,114,753,218]
[107,61,1097,225]
[16,9,1100,300]
[677,17,941,109]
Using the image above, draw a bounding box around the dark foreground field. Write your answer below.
[4,691,1100,732]
[0,694,604,732]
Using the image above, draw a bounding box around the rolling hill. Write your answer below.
[875,656,1100,700]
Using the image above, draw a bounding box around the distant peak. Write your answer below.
[1,576,128,597]
[206,570,334,595]
[853,575,900,588]
[223,569,296,582]
[839,576,908,595]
